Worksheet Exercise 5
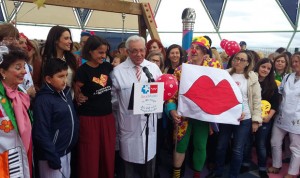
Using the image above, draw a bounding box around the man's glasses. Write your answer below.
[128,48,146,55]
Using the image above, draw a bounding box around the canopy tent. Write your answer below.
[1,0,300,51]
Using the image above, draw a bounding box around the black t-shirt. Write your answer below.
[260,81,280,111]
[167,67,175,74]
[76,62,113,116]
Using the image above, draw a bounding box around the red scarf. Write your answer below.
[2,82,31,152]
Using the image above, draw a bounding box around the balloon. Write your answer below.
[220,39,228,49]
[261,100,271,118]
[156,74,179,101]
[275,80,281,87]
[224,41,241,56]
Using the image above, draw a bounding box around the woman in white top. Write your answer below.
[268,52,300,178]
[207,50,262,178]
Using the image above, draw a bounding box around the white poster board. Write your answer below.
[133,82,164,115]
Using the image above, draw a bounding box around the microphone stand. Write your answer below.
[143,77,154,177]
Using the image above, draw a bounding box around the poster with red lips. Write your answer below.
[177,64,243,125]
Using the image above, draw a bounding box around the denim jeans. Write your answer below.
[214,119,252,178]
[243,121,273,171]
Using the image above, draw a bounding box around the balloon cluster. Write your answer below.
[220,39,241,57]
[156,74,179,101]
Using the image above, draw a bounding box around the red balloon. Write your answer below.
[224,41,241,56]
[156,74,179,101]
[220,39,228,49]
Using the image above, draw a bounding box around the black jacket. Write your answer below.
[33,84,79,169]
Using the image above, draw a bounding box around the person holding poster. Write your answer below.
[241,58,279,178]
[111,35,162,178]
[166,35,221,178]
[207,50,262,178]
[267,52,300,178]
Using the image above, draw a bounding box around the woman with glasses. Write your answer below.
[147,51,164,72]
[207,50,262,178]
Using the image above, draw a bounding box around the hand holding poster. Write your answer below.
[177,63,242,125]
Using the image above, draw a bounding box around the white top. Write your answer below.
[275,73,300,134]
[232,73,251,120]
[111,58,162,163]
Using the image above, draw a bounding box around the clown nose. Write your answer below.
[191,49,197,54]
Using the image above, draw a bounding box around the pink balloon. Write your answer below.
[156,74,179,101]
[220,39,228,49]
[224,41,241,56]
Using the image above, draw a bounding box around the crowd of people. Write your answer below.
[0,22,300,178]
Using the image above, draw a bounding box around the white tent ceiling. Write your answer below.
[1,0,300,49]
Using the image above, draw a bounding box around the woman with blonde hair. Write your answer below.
[273,53,290,82]
[146,51,164,72]
[29,40,42,91]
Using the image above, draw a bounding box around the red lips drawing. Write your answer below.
[183,75,240,115]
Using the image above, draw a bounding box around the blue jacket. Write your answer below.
[33,84,79,169]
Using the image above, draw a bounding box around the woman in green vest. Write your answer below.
[274,54,290,82]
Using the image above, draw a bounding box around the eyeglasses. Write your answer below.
[128,48,146,55]
[233,57,248,63]
[150,59,160,64]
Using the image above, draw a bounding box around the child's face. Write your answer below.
[45,70,68,92]
[112,57,121,67]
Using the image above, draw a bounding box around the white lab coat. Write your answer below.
[111,58,162,164]
[275,73,300,134]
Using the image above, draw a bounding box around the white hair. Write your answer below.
[125,35,146,49]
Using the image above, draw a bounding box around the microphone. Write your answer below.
[142,66,155,82]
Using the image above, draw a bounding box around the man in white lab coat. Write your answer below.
[111,35,162,178]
